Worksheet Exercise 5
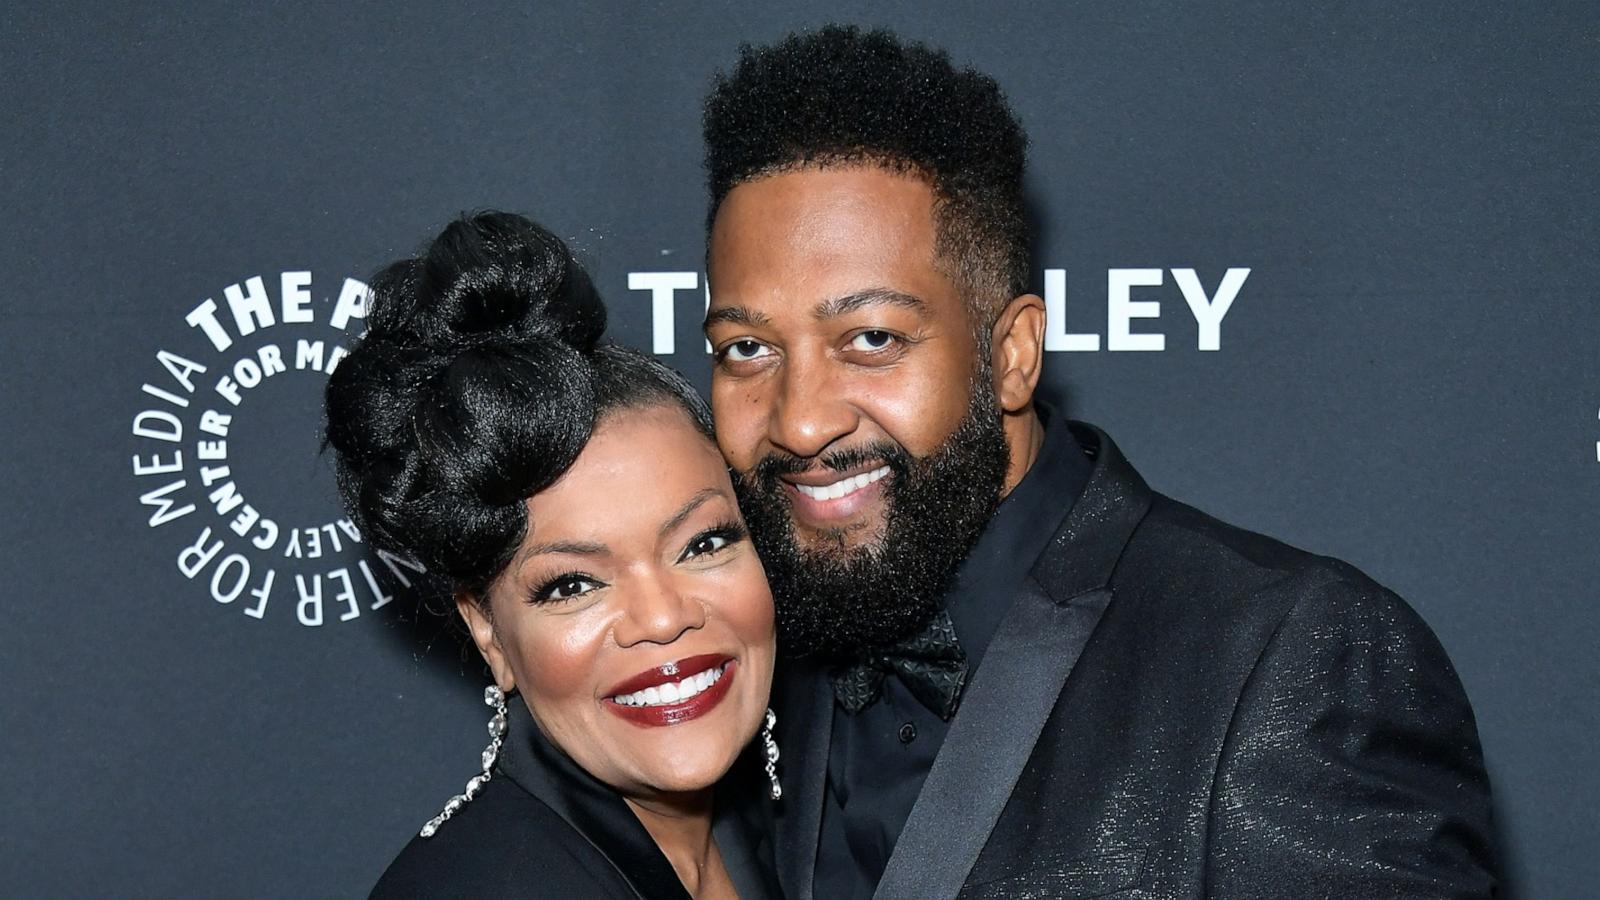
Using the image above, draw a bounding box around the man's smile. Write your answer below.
[780,464,892,524]
[785,464,891,500]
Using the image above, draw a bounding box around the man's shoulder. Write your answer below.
[1131,493,1350,578]
[1067,488,1461,728]
[1111,492,1416,638]
[1052,422,1396,618]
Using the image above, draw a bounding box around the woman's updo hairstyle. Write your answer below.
[325,211,712,597]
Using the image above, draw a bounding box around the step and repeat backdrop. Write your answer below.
[3,2,1595,897]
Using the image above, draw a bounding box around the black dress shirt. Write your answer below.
[813,407,1091,899]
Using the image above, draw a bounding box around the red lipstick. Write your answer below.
[605,654,726,697]
[604,657,737,728]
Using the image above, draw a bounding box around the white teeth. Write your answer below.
[794,466,890,501]
[613,665,727,707]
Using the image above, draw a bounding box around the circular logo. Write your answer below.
[127,271,426,626]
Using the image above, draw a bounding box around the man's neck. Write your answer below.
[1000,404,1046,498]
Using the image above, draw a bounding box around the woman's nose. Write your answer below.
[613,572,705,647]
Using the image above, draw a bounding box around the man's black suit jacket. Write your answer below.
[766,423,1496,899]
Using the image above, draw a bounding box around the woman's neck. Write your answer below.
[626,789,734,898]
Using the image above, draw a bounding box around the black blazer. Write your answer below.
[370,702,779,899]
[768,424,1496,900]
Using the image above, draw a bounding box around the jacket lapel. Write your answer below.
[769,658,836,900]
[497,702,690,899]
[873,424,1152,900]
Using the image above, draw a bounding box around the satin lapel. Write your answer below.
[872,580,1111,900]
[770,661,835,900]
[496,703,689,900]
[873,423,1152,900]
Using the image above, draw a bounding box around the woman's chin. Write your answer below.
[630,745,740,796]
[604,695,765,796]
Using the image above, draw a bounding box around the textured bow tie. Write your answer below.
[830,610,969,720]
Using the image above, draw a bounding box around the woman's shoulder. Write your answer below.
[368,777,632,899]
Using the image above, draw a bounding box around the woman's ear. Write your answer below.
[989,292,1047,413]
[456,591,516,694]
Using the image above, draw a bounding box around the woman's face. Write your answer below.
[459,404,776,798]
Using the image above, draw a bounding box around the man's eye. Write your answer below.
[849,330,897,352]
[722,340,770,362]
[533,576,601,604]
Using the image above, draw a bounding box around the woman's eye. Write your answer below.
[536,576,601,603]
[684,534,729,559]
[849,330,897,352]
[678,523,746,562]
[722,340,770,362]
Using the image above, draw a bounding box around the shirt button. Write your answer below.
[898,722,917,744]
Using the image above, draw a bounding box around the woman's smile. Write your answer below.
[605,657,739,727]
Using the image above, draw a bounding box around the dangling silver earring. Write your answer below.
[420,684,508,838]
[762,707,782,800]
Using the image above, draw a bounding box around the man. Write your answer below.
[701,25,1496,900]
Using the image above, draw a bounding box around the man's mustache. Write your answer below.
[748,440,912,488]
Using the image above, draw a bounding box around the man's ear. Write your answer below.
[989,293,1047,413]
[456,591,516,694]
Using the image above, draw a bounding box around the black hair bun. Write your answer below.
[325,211,606,589]
[367,210,607,353]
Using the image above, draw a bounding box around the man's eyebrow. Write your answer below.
[704,305,771,330]
[814,288,929,320]
[659,488,722,538]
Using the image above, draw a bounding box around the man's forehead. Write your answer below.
[704,286,930,330]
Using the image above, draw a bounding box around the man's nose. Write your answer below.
[769,355,859,459]
[613,571,705,648]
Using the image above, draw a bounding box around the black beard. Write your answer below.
[732,378,1010,660]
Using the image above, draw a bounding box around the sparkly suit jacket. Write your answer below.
[766,424,1497,899]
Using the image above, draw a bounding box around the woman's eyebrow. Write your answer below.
[515,489,725,564]
[519,539,608,562]
[659,488,723,538]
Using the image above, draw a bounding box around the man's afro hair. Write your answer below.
[703,24,1031,310]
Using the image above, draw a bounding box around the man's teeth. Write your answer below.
[612,665,727,707]
[793,466,890,501]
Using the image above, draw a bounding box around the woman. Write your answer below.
[324,211,780,899]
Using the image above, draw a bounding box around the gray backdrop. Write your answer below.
[2,2,1595,897]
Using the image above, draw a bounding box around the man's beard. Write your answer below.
[732,377,1010,660]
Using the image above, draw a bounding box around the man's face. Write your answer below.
[705,166,1010,657]
[706,166,983,550]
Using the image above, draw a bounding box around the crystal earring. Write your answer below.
[420,684,508,838]
[762,707,782,800]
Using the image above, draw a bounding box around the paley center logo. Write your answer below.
[128,272,426,626]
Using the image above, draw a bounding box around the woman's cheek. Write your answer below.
[712,555,776,639]
[516,605,616,698]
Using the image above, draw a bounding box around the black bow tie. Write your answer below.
[830,610,970,721]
